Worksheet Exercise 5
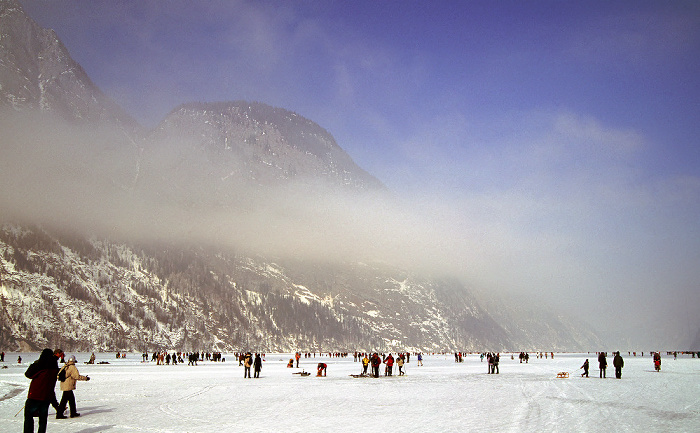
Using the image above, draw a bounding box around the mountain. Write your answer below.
[472,291,603,352]
[0,0,139,132]
[148,102,384,191]
[0,0,603,353]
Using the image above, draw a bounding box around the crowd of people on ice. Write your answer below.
[10,347,700,433]
[143,351,226,365]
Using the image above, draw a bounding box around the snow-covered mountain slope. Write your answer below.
[144,101,384,192]
[0,225,601,352]
[0,224,507,352]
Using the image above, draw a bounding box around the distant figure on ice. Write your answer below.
[362,355,369,375]
[613,352,624,379]
[417,353,423,366]
[653,352,661,371]
[317,362,327,376]
[244,352,253,378]
[253,354,262,378]
[580,359,589,377]
[88,353,95,364]
[397,355,405,376]
[56,355,90,419]
[371,353,381,377]
[287,358,294,368]
[598,352,607,378]
[384,353,394,376]
[24,349,59,433]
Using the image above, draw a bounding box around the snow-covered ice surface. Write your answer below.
[1,352,699,432]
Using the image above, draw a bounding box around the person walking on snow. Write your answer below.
[57,355,90,418]
[580,359,589,377]
[24,349,59,433]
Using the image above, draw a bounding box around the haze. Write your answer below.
[8,0,700,349]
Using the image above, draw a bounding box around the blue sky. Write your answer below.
[18,0,700,347]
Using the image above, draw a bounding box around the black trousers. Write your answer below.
[58,390,77,416]
[24,399,50,433]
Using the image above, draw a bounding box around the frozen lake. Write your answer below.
[2,352,699,432]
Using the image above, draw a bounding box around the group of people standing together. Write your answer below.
[358,353,407,377]
[242,352,263,378]
[22,348,91,433]
[146,351,224,365]
[486,353,500,374]
[579,351,625,378]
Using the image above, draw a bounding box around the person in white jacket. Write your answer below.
[56,355,90,418]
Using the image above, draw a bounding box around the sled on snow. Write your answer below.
[293,370,310,376]
[556,372,569,378]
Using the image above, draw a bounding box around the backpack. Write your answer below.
[58,367,67,382]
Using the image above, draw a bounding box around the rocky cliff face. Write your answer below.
[0,0,138,132]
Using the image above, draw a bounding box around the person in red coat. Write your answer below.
[24,349,59,433]
[384,354,394,376]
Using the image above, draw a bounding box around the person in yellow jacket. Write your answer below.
[56,355,90,419]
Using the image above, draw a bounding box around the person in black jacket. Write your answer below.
[24,349,59,433]
[580,359,589,377]
[370,353,381,378]
[598,352,607,378]
[253,354,262,378]
[613,352,624,379]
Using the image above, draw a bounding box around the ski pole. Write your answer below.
[15,404,25,417]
